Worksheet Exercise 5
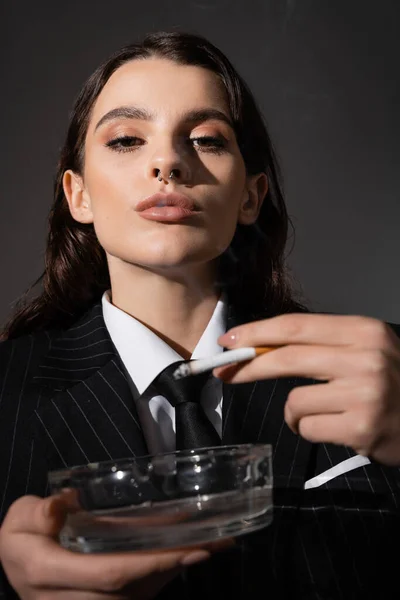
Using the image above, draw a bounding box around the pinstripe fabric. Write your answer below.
[0,303,399,599]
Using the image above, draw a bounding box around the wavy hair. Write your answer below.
[1,31,305,340]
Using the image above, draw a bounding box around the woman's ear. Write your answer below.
[63,170,94,224]
[237,172,268,225]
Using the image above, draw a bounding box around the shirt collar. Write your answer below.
[101,290,226,395]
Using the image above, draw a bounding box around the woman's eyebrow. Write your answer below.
[94,105,233,132]
[95,106,151,131]
[185,108,233,128]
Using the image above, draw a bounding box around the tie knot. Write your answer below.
[153,361,210,408]
[152,360,220,450]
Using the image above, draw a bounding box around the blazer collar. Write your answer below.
[33,298,252,391]
[34,302,116,390]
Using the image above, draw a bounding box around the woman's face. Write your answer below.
[64,58,266,279]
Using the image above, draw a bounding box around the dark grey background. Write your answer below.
[1,0,399,326]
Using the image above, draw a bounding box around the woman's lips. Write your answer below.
[135,192,200,222]
[137,206,198,222]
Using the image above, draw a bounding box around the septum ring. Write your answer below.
[157,170,177,182]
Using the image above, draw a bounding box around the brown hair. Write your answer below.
[1,31,305,340]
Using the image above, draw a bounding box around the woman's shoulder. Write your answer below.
[0,328,57,383]
[0,327,56,350]
[0,301,104,385]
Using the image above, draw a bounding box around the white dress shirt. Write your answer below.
[101,291,226,455]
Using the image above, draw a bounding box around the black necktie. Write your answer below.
[153,361,221,451]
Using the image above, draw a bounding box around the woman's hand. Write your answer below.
[216,314,400,466]
[0,494,231,600]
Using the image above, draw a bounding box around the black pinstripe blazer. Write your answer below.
[0,302,399,599]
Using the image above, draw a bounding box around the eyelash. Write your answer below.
[105,135,227,155]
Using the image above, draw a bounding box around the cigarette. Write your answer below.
[173,346,276,379]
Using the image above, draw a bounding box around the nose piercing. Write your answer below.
[157,170,177,181]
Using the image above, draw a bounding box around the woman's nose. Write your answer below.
[147,139,191,184]
[154,168,181,182]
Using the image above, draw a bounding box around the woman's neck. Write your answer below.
[108,260,220,359]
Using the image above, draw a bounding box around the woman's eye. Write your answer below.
[105,136,143,153]
[190,136,227,154]
[104,135,227,155]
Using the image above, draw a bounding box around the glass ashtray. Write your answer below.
[48,443,273,553]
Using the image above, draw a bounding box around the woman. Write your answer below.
[0,31,399,600]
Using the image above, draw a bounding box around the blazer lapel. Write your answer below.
[33,302,148,472]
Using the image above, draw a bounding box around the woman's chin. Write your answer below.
[105,239,224,276]
[136,256,213,274]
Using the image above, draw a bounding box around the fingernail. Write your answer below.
[180,550,210,566]
[218,330,238,347]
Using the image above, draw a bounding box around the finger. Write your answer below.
[42,546,210,590]
[173,537,235,555]
[285,375,390,434]
[26,591,134,600]
[284,382,348,433]
[297,412,369,450]
[54,564,181,599]
[3,496,234,591]
[214,345,375,383]
[218,313,397,351]
[7,534,228,592]
[2,495,69,537]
